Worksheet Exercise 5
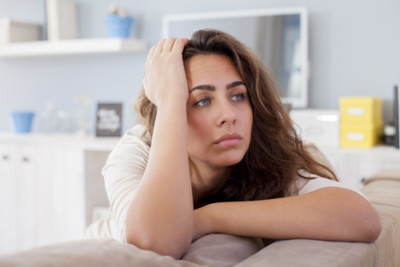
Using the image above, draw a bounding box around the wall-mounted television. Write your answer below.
[163,7,309,108]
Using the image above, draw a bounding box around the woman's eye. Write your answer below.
[232,93,246,101]
[195,98,211,107]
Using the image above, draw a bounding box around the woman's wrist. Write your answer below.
[154,92,187,114]
[206,203,222,234]
[193,203,218,241]
[202,203,219,234]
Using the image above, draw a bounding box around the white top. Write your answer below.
[85,124,366,242]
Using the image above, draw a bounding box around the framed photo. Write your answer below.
[96,103,123,137]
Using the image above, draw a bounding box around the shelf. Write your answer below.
[0,38,148,58]
[0,132,119,151]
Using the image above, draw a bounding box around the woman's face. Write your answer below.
[185,54,253,170]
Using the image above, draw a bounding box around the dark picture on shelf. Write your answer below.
[96,103,122,137]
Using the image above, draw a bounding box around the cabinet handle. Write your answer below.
[2,154,9,161]
[22,156,30,162]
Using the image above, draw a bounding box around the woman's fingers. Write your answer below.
[147,38,189,63]
[154,38,166,55]
[163,38,177,54]
[171,38,190,53]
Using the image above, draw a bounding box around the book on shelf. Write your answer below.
[394,84,400,149]
[45,0,78,41]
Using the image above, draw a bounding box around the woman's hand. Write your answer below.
[143,38,190,108]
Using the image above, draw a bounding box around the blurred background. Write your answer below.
[0,0,399,134]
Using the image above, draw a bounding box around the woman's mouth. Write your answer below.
[214,133,243,146]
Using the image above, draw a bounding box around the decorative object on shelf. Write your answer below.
[96,103,122,137]
[37,101,58,133]
[10,111,35,134]
[383,124,396,146]
[105,5,134,38]
[394,84,399,149]
[339,97,383,148]
[75,95,92,137]
[0,18,40,45]
[45,0,78,41]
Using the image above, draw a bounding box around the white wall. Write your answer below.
[1,0,399,133]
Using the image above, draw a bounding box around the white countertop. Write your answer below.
[0,132,120,151]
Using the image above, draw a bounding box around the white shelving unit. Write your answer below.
[0,38,148,58]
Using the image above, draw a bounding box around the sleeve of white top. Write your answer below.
[102,124,150,243]
[294,170,369,201]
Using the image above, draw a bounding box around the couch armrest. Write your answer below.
[361,168,400,267]
[235,239,376,267]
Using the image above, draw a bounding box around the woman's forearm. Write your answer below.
[126,102,193,258]
[204,187,381,243]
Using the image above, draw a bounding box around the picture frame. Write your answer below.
[95,103,123,137]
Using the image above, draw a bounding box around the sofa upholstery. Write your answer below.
[0,168,399,267]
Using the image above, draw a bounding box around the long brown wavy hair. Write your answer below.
[135,29,337,202]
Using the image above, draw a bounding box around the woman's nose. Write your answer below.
[216,100,237,126]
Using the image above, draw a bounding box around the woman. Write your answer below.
[87,29,381,259]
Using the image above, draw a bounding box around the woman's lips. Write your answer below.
[214,133,243,146]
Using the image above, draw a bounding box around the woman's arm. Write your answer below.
[125,38,193,259]
[194,187,381,243]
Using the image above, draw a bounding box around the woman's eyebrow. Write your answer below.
[189,85,215,93]
[189,81,244,93]
[226,81,245,89]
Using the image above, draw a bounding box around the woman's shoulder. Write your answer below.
[290,170,368,200]
[108,124,151,160]
[122,124,150,142]
[115,124,151,148]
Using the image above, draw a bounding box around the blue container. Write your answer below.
[11,111,35,134]
[106,15,134,38]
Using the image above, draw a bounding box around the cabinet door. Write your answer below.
[15,144,41,251]
[16,145,85,248]
[0,144,18,254]
[49,146,85,242]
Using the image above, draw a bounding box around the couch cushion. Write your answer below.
[0,239,197,267]
[181,234,263,266]
[0,234,264,267]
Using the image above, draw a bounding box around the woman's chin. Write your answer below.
[211,155,244,167]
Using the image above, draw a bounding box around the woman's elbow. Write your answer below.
[358,206,382,243]
[126,230,191,259]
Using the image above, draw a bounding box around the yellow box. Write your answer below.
[340,123,382,148]
[340,97,382,124]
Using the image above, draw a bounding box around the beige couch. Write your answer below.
[0,168,399,267]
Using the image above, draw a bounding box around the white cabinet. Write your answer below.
[0,142,84,253]
[0,134,118,254]
[0,143,18,254]
[319,146,400,188]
